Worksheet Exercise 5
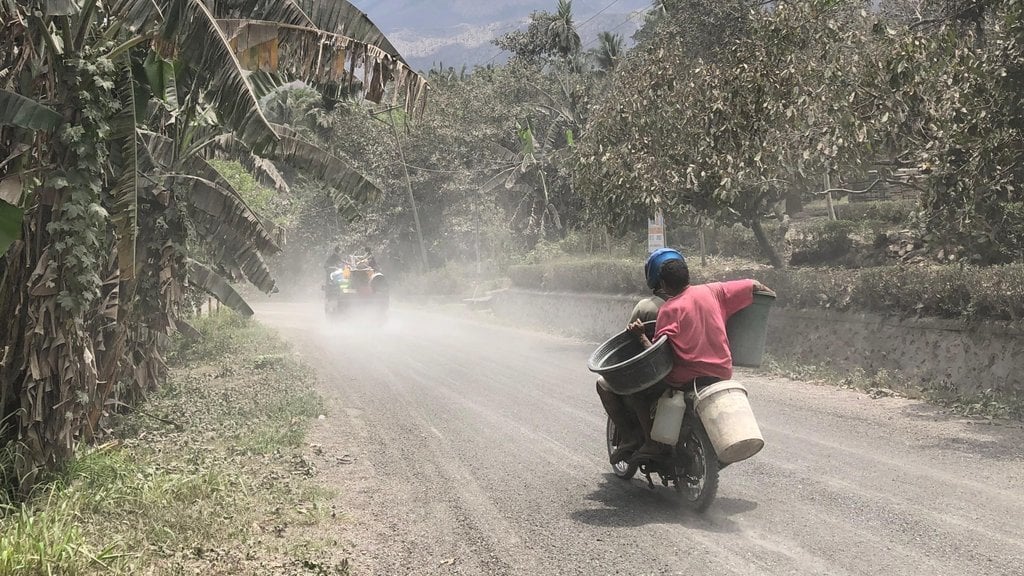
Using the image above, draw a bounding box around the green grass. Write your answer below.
[0,311,346,575]
[920,381,1024,421]
[0,488,126,575]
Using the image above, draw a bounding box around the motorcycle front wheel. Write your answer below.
[675,416,720,513]
[605,417,638,480]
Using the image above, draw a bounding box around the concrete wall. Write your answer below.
[490,289,1024,395]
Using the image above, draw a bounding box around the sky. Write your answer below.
[349,1,653,32]
[349,0,653,70]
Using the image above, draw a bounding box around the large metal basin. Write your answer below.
[588,322,673,395]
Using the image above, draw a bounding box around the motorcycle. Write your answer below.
[591,323,732,513]
[605,388,720,512]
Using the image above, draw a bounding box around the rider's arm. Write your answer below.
[717,280,756,315]
[626,320,654,349]
[636,332,653,350]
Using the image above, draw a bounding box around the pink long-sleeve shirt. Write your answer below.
[654,280,755,385]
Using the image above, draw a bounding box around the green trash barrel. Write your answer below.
[726,291,775,368]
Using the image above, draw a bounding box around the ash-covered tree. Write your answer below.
[493,0,582,64]
[576,0,877,267]
[592,32,625,74]
[862,0,1024,263]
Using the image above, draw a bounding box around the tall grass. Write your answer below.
[0,311,334,575]
[0,478,127,575]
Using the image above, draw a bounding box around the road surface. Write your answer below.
[256,302,1024,576]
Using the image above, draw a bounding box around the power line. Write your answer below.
[483,0,636,66]
[483,48,508,67]
[576,0,625,28]
[581,9,648,49]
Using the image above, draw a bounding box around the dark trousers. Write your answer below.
[598,376,722,445]
[597,381,639,441]
[597,379,664,445]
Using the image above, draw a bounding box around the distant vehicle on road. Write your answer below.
[324,256,388,318]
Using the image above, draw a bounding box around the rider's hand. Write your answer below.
[754,281,776,297]
[626,319,645,335]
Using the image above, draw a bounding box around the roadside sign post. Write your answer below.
[648,211,665,253]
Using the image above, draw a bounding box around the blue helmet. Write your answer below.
[644,248,685,289]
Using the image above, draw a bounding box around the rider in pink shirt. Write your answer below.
[627,257,773,461]
[655,279,757,385]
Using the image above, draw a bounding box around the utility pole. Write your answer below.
[473,189,482,275]
[372,107,429,272]
[389,115,429,272]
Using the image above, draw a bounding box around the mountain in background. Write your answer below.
[350,0,653,71]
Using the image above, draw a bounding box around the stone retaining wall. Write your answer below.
[490,289,1024,395]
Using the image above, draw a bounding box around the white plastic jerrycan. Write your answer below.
[651,389,687,445]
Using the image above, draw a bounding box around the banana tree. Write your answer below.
[481,119,569,243]
[0,0,425,493]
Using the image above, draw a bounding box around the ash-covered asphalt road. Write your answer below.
[256,302,1024,576]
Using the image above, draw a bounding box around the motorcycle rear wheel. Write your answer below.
[605,417,638,480]
[675,416,719,512]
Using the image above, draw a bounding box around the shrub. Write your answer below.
[789,220,856,265]
[507,259,1024,322]
[510,259,644,294]
[964,265,1024,321]
[508,264,546,290]
[393,262,480,296]
[708,223,785,261]
[834,200,918,224]
[854,266,972,318]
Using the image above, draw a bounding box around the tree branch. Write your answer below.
[815,176,883,196]
[816,174,926,196]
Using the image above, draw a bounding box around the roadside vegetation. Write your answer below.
[0,313,345,575]
[290,0,1024,306]
[507,255,1024,323]
[0,0,426,494]
[213,0,1023,422]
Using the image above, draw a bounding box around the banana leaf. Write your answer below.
[292,0,404,62]
[109,64,140,279]
[108,0,279,148]
[187,260,254,317]
[267,123,380,206]
[240,153,290,194]
[218,19,427,111]
[211,125,379,220]
[141,131,279,254]
[190,210,277,293]
[0,199,23,255]
[46,0,80,16]
[0,90,62,131]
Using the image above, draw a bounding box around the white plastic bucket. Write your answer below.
[695,381,764,464]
